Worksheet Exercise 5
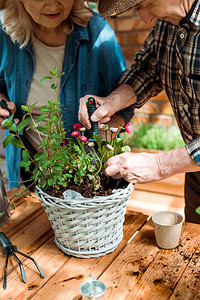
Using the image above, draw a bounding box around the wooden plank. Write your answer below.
[134,180,184,197]
[129,190,184,207]
[0,211,53,282]
[97,219,159,300]
[131,222,200,300]
[128,189,184,215]
[26,212,148,299]
[97,221,200,300]
[169,245,200,299]
[2,191,44,237]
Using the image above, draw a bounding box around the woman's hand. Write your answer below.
[0,95,18,129]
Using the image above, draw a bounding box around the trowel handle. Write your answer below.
[87,97,100,140]
[0,232,17,255]
[0,99,12,118]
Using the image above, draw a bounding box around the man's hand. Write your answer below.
[104,146,200,184]
[78,84,136,129]
[104,152,162,183]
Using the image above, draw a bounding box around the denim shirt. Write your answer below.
[0,12,133,188]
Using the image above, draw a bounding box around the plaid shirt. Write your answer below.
[120,0,200,165]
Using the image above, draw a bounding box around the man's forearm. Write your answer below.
[157,146,200,179]
[109,84,136,114]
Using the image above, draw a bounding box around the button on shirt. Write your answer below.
[119,0,200,165]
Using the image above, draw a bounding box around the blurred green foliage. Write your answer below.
[88,2,98,10]
[121,123,185,151]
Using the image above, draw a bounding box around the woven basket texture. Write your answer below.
[35,183,134,258]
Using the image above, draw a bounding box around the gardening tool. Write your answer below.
[0,168,10,227]
[0,99,37,157]
[87,97,100,141]
[86,97,103,165]
[0,232,45,289]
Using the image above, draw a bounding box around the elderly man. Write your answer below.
[79,0,200,223]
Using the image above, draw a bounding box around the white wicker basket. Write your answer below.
[35,183,134,258]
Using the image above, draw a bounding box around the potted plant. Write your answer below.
[1,68,134,258]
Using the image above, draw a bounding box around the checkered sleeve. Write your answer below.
[186,138,200,166]
[118,22,163,108]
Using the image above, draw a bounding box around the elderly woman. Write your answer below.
[0,0,133,188]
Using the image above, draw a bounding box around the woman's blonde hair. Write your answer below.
[1,0,93,47]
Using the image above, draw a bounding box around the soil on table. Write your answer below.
[45,177,129,199]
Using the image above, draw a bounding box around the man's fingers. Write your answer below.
[104,155,123,177]
[91,105,111,122]
[104,164,120,177]
[78,97,91,129]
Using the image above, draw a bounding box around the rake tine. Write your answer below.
[11,251,27,283]
[3,248,10,290]
[14,249,45,278]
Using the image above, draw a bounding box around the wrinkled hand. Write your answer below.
[78,84,136,130]
[78,94,115,130]
[104,152,162,184]
[0,99,18,129]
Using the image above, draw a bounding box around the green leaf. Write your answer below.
[21,105,30,112]
[63,173,73,178]
[34,152,45,161]
[11,138,24,149]
[195,206,200,215]
[51,83,58,90]
[52,109,61,114]
[115,137,123,147]
[22,149,30,162]
[47,178,53,186]
[88,165,96,172]
[35,114,49,125]
[29,101,38,112]
[56,72,65,78]
[3,133,15,148]
[114,145,122,156]
[36,127,48,134]
[79,170,85,176]
[121,145,131,153]
[19,161,31,167]
[41,160,51,168]
[17,118,31,132]
[9,122,18,132]
[94,134,102,149]
[9,201,15,210]
[87,174,93,180]
[39,76,53,83]
[50,67,57,76]
[26,190,32,196]
[1,118,13,127]
[0,212,4,217]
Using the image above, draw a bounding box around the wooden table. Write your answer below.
[0,189,200,299]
